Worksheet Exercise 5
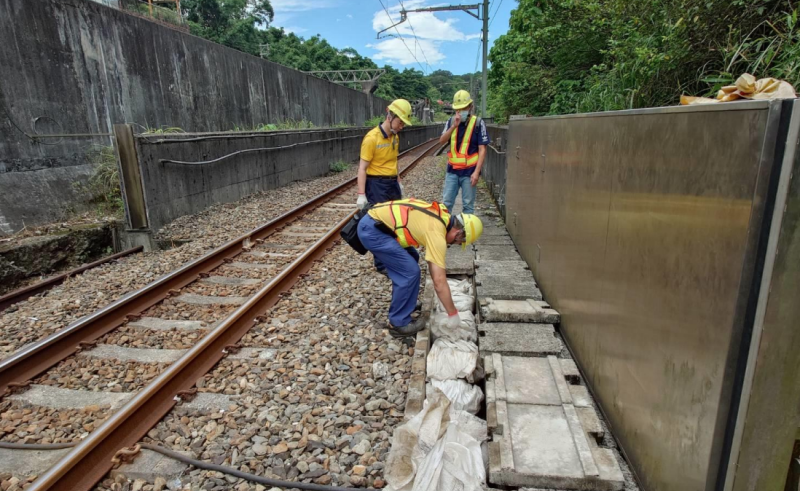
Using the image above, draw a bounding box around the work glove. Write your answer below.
[357,194,368,210]
[445,312,461,331]
[399,183,405,197]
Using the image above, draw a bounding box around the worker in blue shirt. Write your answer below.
[438,90,491,215]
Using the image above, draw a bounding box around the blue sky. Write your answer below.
[268,0,515,75]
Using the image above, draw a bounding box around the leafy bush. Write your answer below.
[489,0,799,119]
[76,145,123,216]
[329,160,351,173]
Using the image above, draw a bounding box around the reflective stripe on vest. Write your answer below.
[447,116,479,170]
[386,199,450,248]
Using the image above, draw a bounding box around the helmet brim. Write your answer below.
[397,114,413,126]
[452,100,473,110]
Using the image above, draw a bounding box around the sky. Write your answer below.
[268,0,515,76]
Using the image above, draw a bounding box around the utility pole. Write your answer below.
[378,3,490,116]
[481,0,488,117]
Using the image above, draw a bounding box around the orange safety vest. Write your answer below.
[377,199,451,248]
[447,115,479,170]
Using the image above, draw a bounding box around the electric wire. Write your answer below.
[377,0,428,74]
[489,0,504,28]
[396,0,432,73]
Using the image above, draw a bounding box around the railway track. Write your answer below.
[0,139,443,491]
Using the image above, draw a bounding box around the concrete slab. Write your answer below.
[128,317,206,331]
[201,276,262,286]
[479,323,563,357]
[244,250,293,259]
[225,261,275,270]
[477,276,542,301]
[8,384,131,410]
[176,293,247,306]
[80,344,185,364]
[0,447,71,477]
[475,260,533,278]
[445,246,474,275]
[479,235,515,246]
[111,448,190,483]
[475,245,524,262]
[279,232,321,238]
[481,299,560,324]
[480,222,510,236]
[259,244,306,250]
[177,392,238,414]
[486,354,624,490]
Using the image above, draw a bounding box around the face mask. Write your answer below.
[459,110,470,120]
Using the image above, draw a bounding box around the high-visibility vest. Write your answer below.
[378,199,451,248]
[447,115,479,170]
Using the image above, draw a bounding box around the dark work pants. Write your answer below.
[365,176,402,271]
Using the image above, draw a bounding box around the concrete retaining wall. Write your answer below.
[0,0,390,234]
[127,125,442,233]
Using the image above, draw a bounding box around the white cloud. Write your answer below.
[372,0,473,41]
[346,14,353,19]
[282,25,308,34]
[369,37,445,66]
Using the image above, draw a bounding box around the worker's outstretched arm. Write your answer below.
[429,261,457,315]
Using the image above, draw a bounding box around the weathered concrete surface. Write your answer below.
[477,235,515,246]
[445,246,475,275]
[477,275,542,301]
[226,261,276,270]
[175,293,247,306]
[200,276,262,286]
[0,223,113,295]
[127,317,207,331]
[479,323,562,357]
[80,344,185,364]
[475,260,534,278]
[0,0,393,234]
[475,245,524,262]
[486,354,624,490]
[479,222,510,236]
[177,392,238,414]
[481,298,560,324]
[8,384,131,409]
[0,447,71,477]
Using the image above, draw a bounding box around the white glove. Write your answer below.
[445,312,461,330]
[356,194,368,210]
[399,183,405,197]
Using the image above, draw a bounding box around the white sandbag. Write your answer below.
[451,409,488,443]
[447,278,473,295]
[385,391,452,491]
[412,423,486,491]
[427,379,483,415]
[427,339,479,381]
[436,292,474,313]
[430,311,476,342]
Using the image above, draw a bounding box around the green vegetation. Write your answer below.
[143,126,185,134]
[77,145,124,217]
[178,0,480,104]
[489,0,800,120]
[364,114,424,127]
[329,160,351,173]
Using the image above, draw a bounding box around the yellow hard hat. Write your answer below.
[387,99,413,126]
[452,90,473,110]
[458,213,483,249]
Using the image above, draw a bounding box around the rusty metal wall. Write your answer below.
[503,101,787,491]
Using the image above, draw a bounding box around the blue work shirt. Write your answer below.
[442,116,491,176]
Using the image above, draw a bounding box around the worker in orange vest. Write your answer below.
[438,90,491,214]
[357,198,483,338]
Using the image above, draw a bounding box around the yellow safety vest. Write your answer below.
[378,199,451,249]
[447,115,479,170]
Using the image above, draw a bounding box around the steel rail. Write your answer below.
[26,139,443,491]
[0,246,144,312]
[0,138,439,395]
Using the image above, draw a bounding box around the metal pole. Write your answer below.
[481,0,489,117]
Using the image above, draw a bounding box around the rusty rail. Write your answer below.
[0,138,440,395]
[24,138,443,491]
[0,246,144,312]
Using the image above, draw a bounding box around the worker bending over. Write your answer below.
[439,90,490,215]
[357,198,483,338]
[356,99,414,275]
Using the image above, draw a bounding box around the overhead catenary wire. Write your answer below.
[377,0,428,74]
[396,0,432,73]
[489,0,504,28]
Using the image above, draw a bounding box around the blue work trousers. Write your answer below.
[357,215,420,328]
[365,176,402,271]
[442,171,476,215]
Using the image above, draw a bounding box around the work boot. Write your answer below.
[376,268,389,278]
[387,320,424,338]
